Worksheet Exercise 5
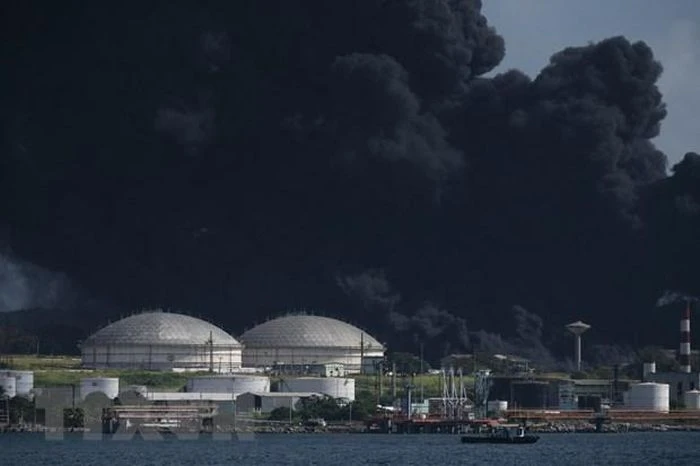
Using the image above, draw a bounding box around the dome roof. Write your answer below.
[240,315,383,350]
[83,311,241,347]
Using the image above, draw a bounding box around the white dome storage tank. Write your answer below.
[487,400,508,414]
[279,377,355,401]
[80,311,243,371]
[627,383,669,412]
[186,375,270,393]
[684,390,700,410]
[0,376,17,398]
[80,377,120,400]
[240,314,384,374]
[0,370,33,397]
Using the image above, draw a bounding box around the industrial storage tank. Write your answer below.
[80,311,243,371]
[642,362,656,379]
[279,377,356,401]
[684,390,700,410]
[186,375,270,394]
[239,314,384,374]
[0,376,17,398]
[487,400,508,414]
[0,370,34,396]
[511,381,549,409]
[80,377,120,400]
[627,383,669,412]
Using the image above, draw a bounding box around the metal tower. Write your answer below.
[566,321,591,372]
[473,369,491,420]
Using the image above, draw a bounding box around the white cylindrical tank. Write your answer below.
[80,377,120,400]
[642,362,656,379]
[0,370,34,396]
[627,383,669,412]
[684,390,700,410]
[487,400,508,414]
[279,377,356,401]
[186,375,270,394]
[0,376,17,398]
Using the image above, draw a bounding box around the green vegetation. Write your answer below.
[0,354,82,370]
[352,374,466,399]
[268,390,379,422]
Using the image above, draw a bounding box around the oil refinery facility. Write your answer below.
[2,305,700,433]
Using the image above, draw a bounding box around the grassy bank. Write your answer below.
[3,354,470,395]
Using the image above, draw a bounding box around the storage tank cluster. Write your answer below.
[278,377,356,401]
[626,382,670,412]
[186,375,270,394]
[0,370,34,398]
[80,377,120,400]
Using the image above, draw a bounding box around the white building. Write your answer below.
[80,310,243,371]
[239,314,384,374]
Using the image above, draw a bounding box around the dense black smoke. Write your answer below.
[2,1,699,359]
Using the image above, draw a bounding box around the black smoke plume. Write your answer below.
[2,1,698,356]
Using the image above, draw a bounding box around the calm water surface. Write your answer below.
[2,432,700,465]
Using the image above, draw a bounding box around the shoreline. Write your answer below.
[4,422,700,435]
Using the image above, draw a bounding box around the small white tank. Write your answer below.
[487,400,508,414]
[627,382,669,412]
[684,390,700,410]
[80,377,120,400]
[0,370,34,396]
[186,375,270,393]
[0,376,17,398]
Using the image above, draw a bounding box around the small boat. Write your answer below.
[461,425,539,444]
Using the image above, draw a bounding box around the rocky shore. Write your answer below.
[4,422,700,435]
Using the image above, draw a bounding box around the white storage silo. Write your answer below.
[80,377,120,400]
[0,376,17,398]
[627,383,669,412]
[186,375,270,394]
[1,370,34,396]
[684,390,700,410]
[487,400,508,414]
[279,377,355,401]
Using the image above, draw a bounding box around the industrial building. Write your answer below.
[239,314,384,374]
[80,311,243,371]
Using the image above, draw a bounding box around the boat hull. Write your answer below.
[461,435,540,444]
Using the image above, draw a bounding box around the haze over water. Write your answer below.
[2,432,700,465]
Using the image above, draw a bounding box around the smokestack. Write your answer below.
[680,301,691,373]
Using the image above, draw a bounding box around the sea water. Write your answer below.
[1,432,700,465]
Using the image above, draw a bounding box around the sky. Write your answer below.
[482,0,700,167]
